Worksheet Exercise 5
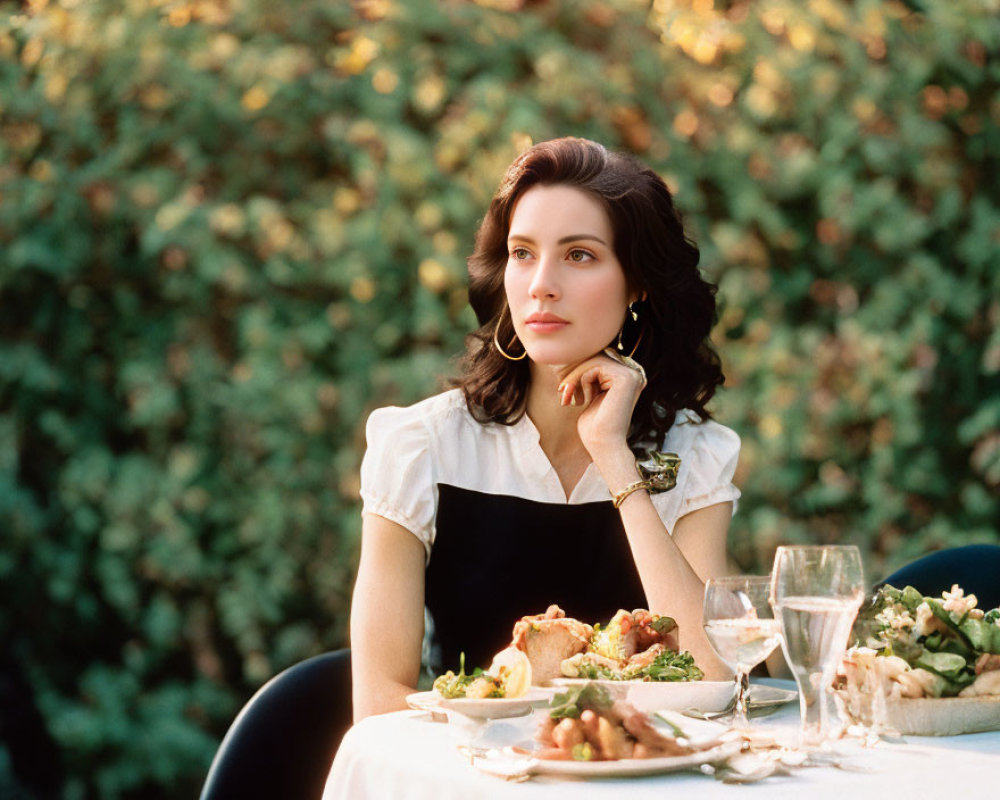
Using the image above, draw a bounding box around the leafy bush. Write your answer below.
[0,0,996,796]
[645,0,999,571]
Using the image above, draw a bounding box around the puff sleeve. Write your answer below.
[651,415,741,533]
[359,405,437,557]
[677,418,741,518]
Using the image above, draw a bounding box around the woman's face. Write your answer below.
[504,183,633,367]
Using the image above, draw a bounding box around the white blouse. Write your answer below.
[360,389,741,562]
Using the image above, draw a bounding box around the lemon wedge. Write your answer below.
[489,646,532,698]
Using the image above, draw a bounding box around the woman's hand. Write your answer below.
[557,349,646,461]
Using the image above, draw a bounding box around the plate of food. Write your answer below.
[410,646,553,719]
[420,604,733,720]
[837,583,1000,735]
[511,605,702,682]
[468,683,741,780]
[406,688,553,719]
[510,740,743,778]
[511,605,754,714]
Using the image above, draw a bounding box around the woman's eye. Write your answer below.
[510,247,530,260]
[567,249,594,263]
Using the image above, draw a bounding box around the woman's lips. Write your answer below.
[525,313,568,333]
[526,321,569,333]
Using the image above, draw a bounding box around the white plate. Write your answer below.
[472,740,742,779]
[548,679,797,714]
[406,688,552,719]
[548,679,735,713]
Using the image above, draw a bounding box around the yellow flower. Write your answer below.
[241,86,270,112]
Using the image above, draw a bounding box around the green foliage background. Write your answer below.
[1,0,997,796]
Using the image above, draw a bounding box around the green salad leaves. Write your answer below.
[432,653,502,699]
[852,584,1000,696]
[573,649,703,682]
[548,683,614,720]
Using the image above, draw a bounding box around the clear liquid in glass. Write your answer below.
[704,617,781,672]
[776,594,862,744]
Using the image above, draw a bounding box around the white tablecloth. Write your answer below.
[324,681,998,799]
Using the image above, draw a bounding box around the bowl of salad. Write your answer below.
[837,583,1000,735]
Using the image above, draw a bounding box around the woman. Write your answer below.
[351,137,740,719]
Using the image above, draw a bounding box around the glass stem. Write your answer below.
[796,670,827,746]
[732,669,751,729]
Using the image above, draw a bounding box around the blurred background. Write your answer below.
[1,0,997,796]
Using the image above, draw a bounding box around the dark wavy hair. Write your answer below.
[452,137,724,449]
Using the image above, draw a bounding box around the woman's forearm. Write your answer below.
[350,514,427,722]
[596,446,731,680]
[615,493,731,679]
[352,675,416,721]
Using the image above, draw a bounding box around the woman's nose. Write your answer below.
[528,256,560,300]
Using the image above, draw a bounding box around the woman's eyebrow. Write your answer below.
[507,234,608,245]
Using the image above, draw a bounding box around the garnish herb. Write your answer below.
[548,684,614,719]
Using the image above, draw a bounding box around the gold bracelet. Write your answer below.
[612,479,651,509]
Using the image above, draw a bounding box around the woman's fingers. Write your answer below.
[559,354,643,408]
[560,354,647,458]
[580,367,601,407]
[557,371,591,406]
[558,382,587,407]
[559,364,625,408]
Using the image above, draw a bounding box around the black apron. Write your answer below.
[424,483,648,671]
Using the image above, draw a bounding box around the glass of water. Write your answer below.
[703,575,782,729]
[769,545,865,746]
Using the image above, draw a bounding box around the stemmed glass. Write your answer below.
[769,545,865,747]
[702,575,782,729]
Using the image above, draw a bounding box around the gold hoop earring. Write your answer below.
[493,307,527,361]
[617,302,642,358]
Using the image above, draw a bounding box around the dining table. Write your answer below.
[323,679,998,798]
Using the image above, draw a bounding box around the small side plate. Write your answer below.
[406,688,552,719]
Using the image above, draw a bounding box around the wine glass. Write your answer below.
[702,575,782,729]
[769,545,865,747]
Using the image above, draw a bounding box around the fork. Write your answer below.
[680,696,736,721]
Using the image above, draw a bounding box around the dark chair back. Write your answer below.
[200,648,353,800]
[878,544,1000,610]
